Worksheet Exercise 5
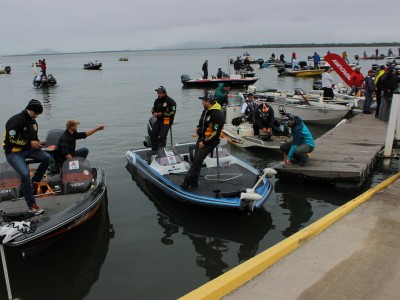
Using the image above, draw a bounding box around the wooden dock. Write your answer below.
[274,114,389,188]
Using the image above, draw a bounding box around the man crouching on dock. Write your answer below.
[280,113,315,166]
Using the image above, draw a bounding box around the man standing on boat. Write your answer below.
[241,93,257,123]
[202,60,208,79]
[311,52,320,69]
[180,92,224,191]
[40,59,46,75]
[213,82,231,114]
[348,66,364,96]
[2,99,50,215]
[233,57,242,75]
[57,120,105,166]
[280,113,315,166]
[321,68,335,100]
[150,86,177,151]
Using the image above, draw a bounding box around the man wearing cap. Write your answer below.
[150,86,177,151]
[241,93,257,123]
[280,113,315,166]
[379,67,400,122]
[180,92,224,191]
[349,66,364,96]
[213,82,231,112]
[321,68,335,100]
[233,57,242,75]
[57,121,104,166]
[253,101,275,140]
[3,99,50,214]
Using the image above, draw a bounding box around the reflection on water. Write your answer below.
[0,196,114,300]
[127,165,274,280]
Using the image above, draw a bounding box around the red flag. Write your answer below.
[324,53,361,87]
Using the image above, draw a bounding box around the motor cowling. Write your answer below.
[181,74,191,83]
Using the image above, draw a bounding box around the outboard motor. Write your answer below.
[0,162,21,201]
[181,74,191,83]
[277,67,287,75]
[354,54,359,61]
[4,66,11,74]
[143,116,156,148]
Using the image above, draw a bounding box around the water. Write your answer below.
[0,47,398,300]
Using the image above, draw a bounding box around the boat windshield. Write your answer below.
[227,94,243,106]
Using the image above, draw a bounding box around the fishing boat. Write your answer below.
[119,57,128,61]
[32,74,58,89]
[83,61,102,70]
[0,64,11,74]
[126,139,275,211]
[222,94,292,149]
[181,74,259,88]
[277,67,325,77]
[0,130,107,247]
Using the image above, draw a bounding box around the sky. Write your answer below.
[2,0,399,55]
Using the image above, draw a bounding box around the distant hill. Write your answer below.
[154,41,241,50]
[29,48,61,55]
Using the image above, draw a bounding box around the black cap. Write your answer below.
[155,86,166,93]
[248,92,254,97]
[26,99,43,114]
[198,92,214,103]
[224,82,231,87]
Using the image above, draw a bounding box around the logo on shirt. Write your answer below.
[206,116,210,121]
[163,103,167,107]
[33,124,38,131]
[8,130,16,136]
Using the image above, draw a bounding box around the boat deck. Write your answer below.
[165,164,262,198]
[274,114,388,188]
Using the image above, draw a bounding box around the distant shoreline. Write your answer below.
[3,42,400,57]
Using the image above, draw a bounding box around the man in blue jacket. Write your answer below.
[280,113,315,166]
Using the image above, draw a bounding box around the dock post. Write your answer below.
[383,86,400,157]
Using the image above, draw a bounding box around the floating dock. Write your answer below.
[274,114,389,188]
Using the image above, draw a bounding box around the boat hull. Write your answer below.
[181,76,259,88]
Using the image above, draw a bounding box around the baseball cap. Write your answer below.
[66,120,80,128]
[155,86,166,93]
[198,92,214,102]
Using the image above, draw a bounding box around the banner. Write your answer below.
[324,53,361,87]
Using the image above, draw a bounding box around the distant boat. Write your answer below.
[277,67,325,77]
[32,74,58,89]
[0,64,11,74]
[181,74,259,88]
[83,61,102,70]
[119,57,128,61]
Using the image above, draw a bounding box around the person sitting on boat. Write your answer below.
[280,113,315,166]
[253,102,275,141]
[2,99,50,215]
[213,82,231,113]
[291,56,300,70]
[180,92,224,191]
[149,86,177,151]
[270,53,276,60]
[279,53,285,63]
[216,68,228,79]
[241,92,257,123]
[348,66,365,96]
[57,120,105,166]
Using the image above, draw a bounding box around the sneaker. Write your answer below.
[29,204,44,215]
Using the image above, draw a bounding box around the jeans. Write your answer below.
[6,149,51,207]
[75,148,89,158]
[182,139,219,187]
[280,142,314,163]
[363,91,373,112]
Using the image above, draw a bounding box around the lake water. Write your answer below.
[0,47,399,300]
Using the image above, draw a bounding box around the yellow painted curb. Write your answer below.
[179,172,400,300]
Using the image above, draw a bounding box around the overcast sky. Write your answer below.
[2,0,399,55]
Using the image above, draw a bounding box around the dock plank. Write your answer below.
[274,114,388,187]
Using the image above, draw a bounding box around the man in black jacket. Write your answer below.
[57,120,104,165]
[150,86,177,151]
[181,92,224,190]
[253,102,275,140]
[2,99,50,214]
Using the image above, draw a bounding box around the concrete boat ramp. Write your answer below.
[274,114,389,188]
[179,173,400,300]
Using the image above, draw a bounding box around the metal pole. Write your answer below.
[215,145,220,181]
[383,92,400,157]
[0,244,13,300]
